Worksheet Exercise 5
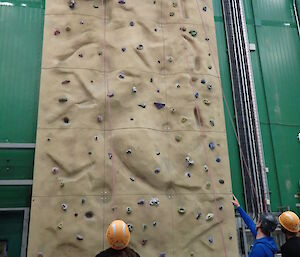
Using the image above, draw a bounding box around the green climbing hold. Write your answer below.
[189,30,197,37]
[175,135,182,142]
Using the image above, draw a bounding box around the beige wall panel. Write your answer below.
[28,1,238,257]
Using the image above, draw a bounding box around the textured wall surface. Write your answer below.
[27,1,239,257]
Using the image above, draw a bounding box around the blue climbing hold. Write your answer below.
[154,102,165,109]
[195,92,199,98]
[209,142,215,150]
[118,0,125,4]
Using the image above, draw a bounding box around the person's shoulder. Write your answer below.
[95,248,115,257]
[127,247,141,257]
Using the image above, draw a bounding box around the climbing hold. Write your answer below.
[181,117,187,123]
[191,77,198,82]
[195,92,199,98]
[108,153,113,159]
[61,203,68,211]
[127,223,133,232]
[59,179,64,188]
[216,157,221,163]
[98,51,102,56]
[142,224,147,231]
[152,221,157,226]
[57,223,63,230]
[196,212,202,220]
[132,86,137,93]
[173,2,178,7]
[208,65,212,70]
[68,0,75,9]
[129,21,135,26]
[126,149,132,154]
[126,207,132,214]
[156,151,160,155]
[169,12,175,16]
[207,84,212,90]
[219,179,225,184]
[63,117,70,124]
[209,142,215,150]
[37,252,44,257]
[88,151,92,155]
[297,132,300,142]
[136,44,144,50]
[229,235,233,240]
[94,136,99,141]
[178,207,186,215]
[141,239,148,246]
[61,80,70,85]
[219,205,224,210]
[107,92,114,98]
[118,0,126,4]
[185,156,194,166]
[58,97,68,103]
[205,37,210,41]
[81,198,86,204]
[189,30,197,37]
[203,99,210,105]
[93,4,99,8]
[209,119,215,127]
[203,6,207,12]
[185,172,191,178]
[78,53,83,58]
[76,234,84,241]
[175,134,182,142]
[206,182,211,189]
[74,212,78,217]
[180,26,187,32]
[206,213,214,221]
[138,103,146,108]
[150,78,153,83]
[176,82,180,88]
[154,102,165,109]
[122,47,126,52]
[119,73,125,79]
[130,177,135,182]
[190,252,195,257]
[85,211,94,218]
[137,198,145,205]
[159,253,166,257]
[203,165,209,172]
[167,56,173,63]
[170,107,176,113]
[97,115,103,123]
[54,29,60,36]
[149,198,160,206]
[65,26,71,32]
[208,236,214,244]
[51,167,59,175]
[154,168,161,174]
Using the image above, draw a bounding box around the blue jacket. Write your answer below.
[237,207,278,257]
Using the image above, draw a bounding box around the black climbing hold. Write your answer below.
[208,236,214,244]
[122,47,126,52]
[154,102,165,109]
[76,234,84,241]
[85,211,94,218]
[90,80,94,83]
[196,212,202,220]
[185,172,191,178]
[203,6,207,12]
[108,153,113,159]
[126,149,132,154]
[58,97,68,103]
[158,60,161,63]
[219,179,225,184]
[129,21,134,26]
[63,117,70,124]
[61,80,70,85]
[118,0,126,4]
[169,12,175,16]
[219,205,224,210]
[152,221,157,226]
[201,79,206,84]
[47,138,51,141]
[159,253,166,257]
[209,142,215,150]
[154,28,157,32]
[178,207,186,214]
[78,53,83,58]
[138,103,146,108]
[130,177,135,182]
[208,65,212,70]
[94,136,99,141]
[156,89,160,93]
[80,20,84,25]
[130,118,134,121]
[107,92,114,98]
[137,198,145,205]
[68,0,75,9]
[93,4,99,8]
[150,78,153,83]
[229,235,233,240]
[209,119,215,126]
[154,168,160,174]
[195,92,199,98]
[207,84,212,90]
[132,86,137,93]
[127,223,133,232]
[205,37,209,41]
[216,157,221,163]
[156,151,160,155]
[74,212,78,217]
[180,26,187,32]
[119,73,125,79]
[81,198,86,204]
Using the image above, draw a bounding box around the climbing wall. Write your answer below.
[27,1,239,257]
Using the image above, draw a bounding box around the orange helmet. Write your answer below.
[106,220,130,250]
[279,211,300,233]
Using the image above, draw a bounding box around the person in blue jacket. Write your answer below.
[232,195,278,257]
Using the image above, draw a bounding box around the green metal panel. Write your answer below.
[0,211,24,257]
[0,186,32,208]
[0,0,44,143]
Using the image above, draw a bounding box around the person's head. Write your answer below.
[106,220,130,250]
[256,212,278,236]
[279,211,299,237]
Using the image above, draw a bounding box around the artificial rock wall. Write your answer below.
[27,1,239,257]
